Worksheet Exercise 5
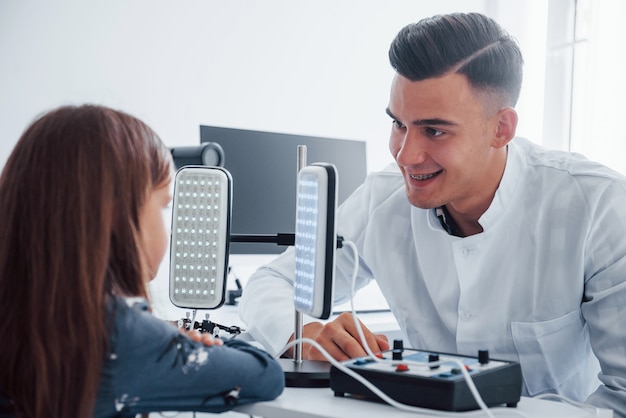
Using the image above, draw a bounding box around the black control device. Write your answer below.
[330,341,522,412]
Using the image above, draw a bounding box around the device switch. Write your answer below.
[392,339,404,360]
[478,349,490,365]
[428,353,440,369]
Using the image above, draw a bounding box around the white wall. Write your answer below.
[1,0,553,319]
[488,0,548,145]
[0,0,556,176]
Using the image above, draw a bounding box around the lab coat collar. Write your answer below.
[477,139,523,231]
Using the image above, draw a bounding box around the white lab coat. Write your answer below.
[239,137,626,416]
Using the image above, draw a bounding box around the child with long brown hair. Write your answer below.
[0,104,284,417]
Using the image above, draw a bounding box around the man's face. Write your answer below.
[387,72,507,216]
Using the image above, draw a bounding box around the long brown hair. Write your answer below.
[0,105,173,417]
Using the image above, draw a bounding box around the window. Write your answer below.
[543,0,626,174]
[570,0,626,174]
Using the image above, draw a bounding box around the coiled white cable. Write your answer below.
[277,239,602,417]
[277,239,531,417]
[279,337,528,418]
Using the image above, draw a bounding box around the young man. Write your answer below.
[239,12,626,416]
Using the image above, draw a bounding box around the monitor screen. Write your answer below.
[200,125,367,254]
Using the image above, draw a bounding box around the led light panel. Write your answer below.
[294,163,338,319]
[169,166,232,309]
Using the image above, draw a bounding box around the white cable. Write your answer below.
[340,240,497,418]
[277,239,599,417]
[279,338,528,418]
[276,239,529,418]
[341,240,598,418]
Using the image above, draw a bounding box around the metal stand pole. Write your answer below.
[294,144,306,364]
[280,144,330,387]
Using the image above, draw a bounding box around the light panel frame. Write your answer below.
[294,163,338,319]
[169,166,232,309]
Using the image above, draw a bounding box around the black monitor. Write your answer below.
[200,125,367,254]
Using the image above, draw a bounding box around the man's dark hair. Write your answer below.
[389,12,523,107]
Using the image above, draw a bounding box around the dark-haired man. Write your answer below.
[240,12,626,416]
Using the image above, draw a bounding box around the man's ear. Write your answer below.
[492,107,518,149]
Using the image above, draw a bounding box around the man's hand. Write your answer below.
[287,312,389,361]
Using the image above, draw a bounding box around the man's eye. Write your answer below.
[426,127,444,137]
[392,120,405,129]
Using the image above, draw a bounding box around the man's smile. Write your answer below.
[409,170,443,181]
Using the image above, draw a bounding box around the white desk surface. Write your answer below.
[233,387,612,418]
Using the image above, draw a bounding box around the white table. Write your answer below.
[233,386,612,418]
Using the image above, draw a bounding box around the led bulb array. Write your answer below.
[294,176,321,311]
[293,164,337,320]
[169,167,231,309]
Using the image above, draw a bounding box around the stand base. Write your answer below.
[280,358,331,387]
